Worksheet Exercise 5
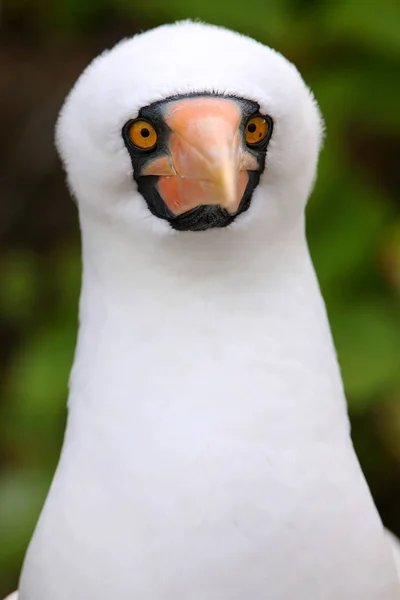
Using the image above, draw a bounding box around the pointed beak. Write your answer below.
[142,97,258,215]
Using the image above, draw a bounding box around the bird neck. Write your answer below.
[23,211,400,600]
[68,210,348,443]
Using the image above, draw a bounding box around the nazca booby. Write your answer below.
[12,21,400,600]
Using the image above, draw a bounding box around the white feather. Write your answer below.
[387,530,400,578]
[15,21,400,600]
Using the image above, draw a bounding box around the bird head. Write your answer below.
[56,21,323,241]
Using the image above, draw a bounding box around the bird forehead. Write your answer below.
[162,97,242,130]
[138,94,261,126]
[83,25,302,120]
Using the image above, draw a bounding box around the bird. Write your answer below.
[9,20,400,600]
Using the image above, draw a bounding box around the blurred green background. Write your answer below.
[0,0,399,595]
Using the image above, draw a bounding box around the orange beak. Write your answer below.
[142,97,258,215]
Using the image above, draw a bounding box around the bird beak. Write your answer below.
[142,97,258,215]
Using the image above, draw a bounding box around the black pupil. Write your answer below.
[247,123,257,133]
[141,127,150,138]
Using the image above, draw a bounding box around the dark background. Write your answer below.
[0,0,399,595]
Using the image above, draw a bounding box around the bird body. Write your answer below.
[15,22,400,600]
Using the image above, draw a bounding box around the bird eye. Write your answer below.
[245,116,269,145]
[129,120,157,150]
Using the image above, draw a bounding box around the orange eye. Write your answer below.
[245,116,269,145]
[129,120,157,149]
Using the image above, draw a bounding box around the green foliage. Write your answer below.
[0,469,52,580]
[0,0,399,595]
[0,254,39,325]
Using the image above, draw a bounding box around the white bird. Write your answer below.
[10,21,400,600]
